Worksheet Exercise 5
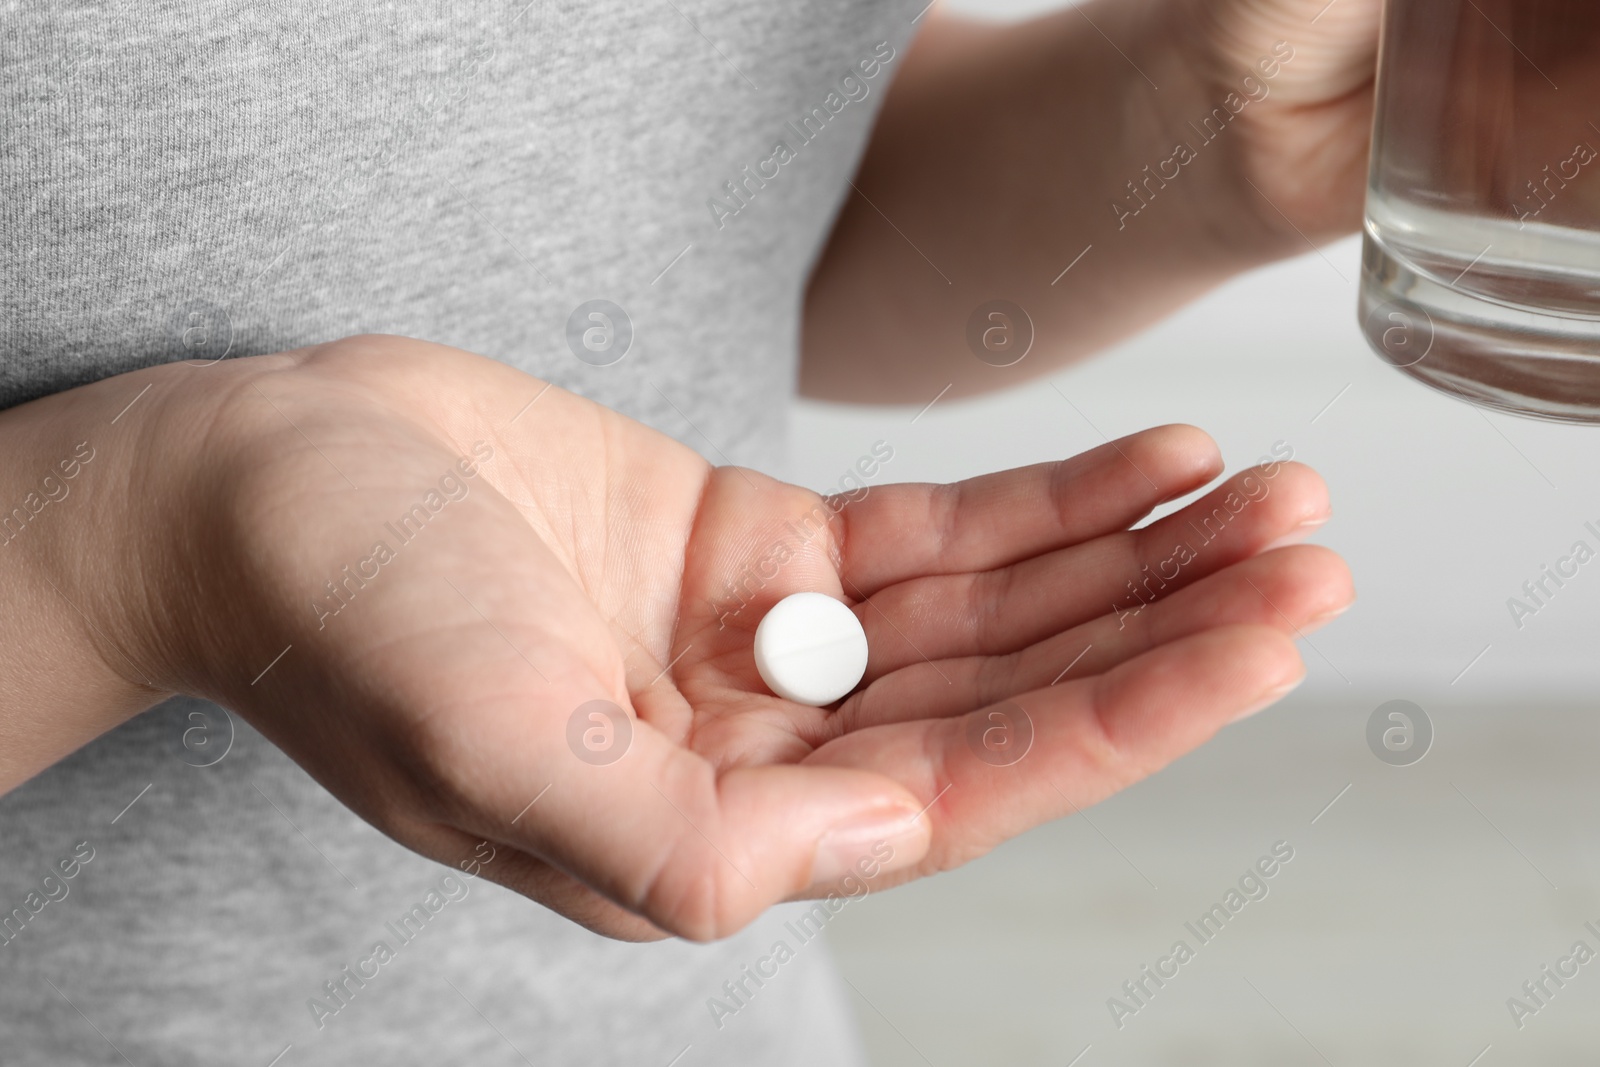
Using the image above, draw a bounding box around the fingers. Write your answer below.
[807,625,1304,872]
[402,820,674,942]
[835,425,1223,598]
[838,544,1350,730]
[854,461,1329,678]
[422,703,931,941]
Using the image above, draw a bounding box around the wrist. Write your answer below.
[0,360,204,788]
[103,353,305,703]
[33,355,295,700]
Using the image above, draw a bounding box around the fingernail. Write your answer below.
[809,807,926,888]
[1307,600,1355,628]
[1232,670,1306,723]
[1261,515,1330,553]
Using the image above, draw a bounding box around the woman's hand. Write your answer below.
[1171,0,1383,242]
[100,335,1351,942]
[803,0,1383,402]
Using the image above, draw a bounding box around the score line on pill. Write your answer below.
[753,592,870,707]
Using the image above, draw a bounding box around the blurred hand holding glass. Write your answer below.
[1361,0,1600,420]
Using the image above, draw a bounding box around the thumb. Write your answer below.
[458,706,932,941]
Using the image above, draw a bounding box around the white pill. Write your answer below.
[753,592,869,707]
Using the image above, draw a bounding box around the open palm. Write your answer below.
[171,336,1350,943]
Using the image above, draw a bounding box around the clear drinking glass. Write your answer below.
[1360,0,1600,421]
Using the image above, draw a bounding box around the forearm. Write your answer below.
[802,0,1304,402]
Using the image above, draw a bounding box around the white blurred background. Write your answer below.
[790,1,1600,1062]
[795,238,1600,697]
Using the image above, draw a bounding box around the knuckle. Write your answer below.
[388,710,485,822]
[1081,678,1144,788]
[1045,456,1082,527]
[968,567,1012,652]
[630,764,752,942]
[928,481,963,561]
[642,860,725,942]
[973,648,1022,709]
